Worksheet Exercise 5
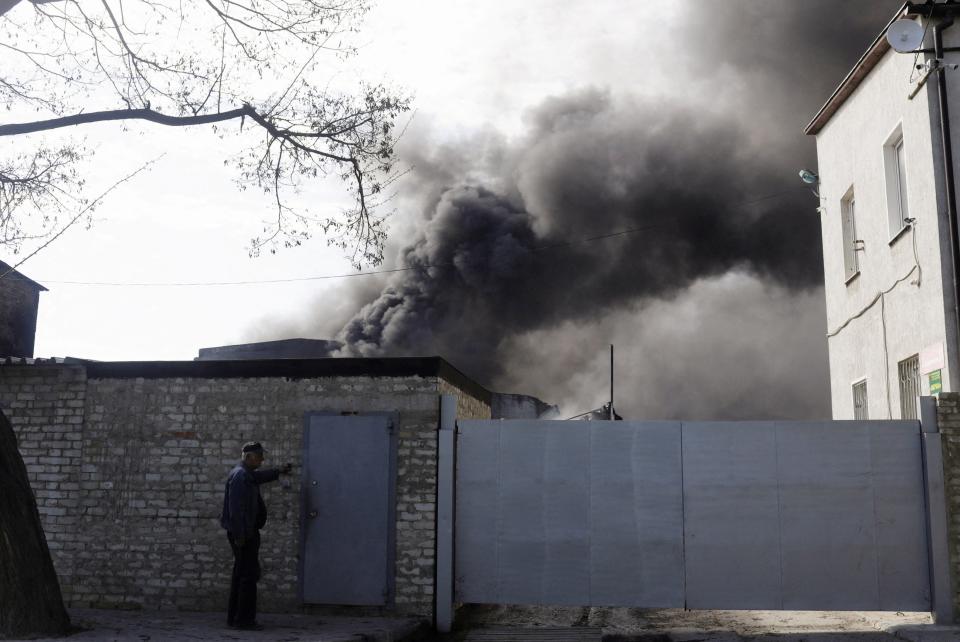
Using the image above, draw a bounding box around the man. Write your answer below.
[220,441,292,630]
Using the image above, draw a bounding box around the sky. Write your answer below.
[5,0,905,419]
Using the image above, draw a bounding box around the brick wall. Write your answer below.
[937,392,960,620]
[392,381,490,612]
[439,379,492,420]
[0,364,490,617]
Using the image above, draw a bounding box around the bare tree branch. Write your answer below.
[0,106,248,136]
[0,154,163,280]
[0,0,411,265]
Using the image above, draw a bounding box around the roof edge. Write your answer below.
[0,260,48,292]
[805,3,909,136]
[72,356,493,405]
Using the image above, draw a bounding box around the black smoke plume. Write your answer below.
[334,91,821,373]
[265,0,906,418]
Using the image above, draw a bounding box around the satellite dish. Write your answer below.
[887,19,925,53]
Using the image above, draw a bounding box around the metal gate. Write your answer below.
[448,411,950,616]
[299,413,397,605]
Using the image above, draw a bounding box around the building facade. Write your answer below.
[807,5,960,419]
[0,357,490,616]
[0,261,47,359]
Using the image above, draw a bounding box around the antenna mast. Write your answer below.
[609,344,614,420]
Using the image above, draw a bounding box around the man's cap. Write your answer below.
[242,441,266,454]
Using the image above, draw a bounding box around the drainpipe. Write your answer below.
[934,17,960,391]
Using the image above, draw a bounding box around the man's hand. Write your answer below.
[279,463,293,475]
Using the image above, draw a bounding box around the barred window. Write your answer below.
[898,355,920,420]
[852,380,868,420]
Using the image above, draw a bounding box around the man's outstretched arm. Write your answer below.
[250,463,291,484]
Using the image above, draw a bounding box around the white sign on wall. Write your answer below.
[920,342,945,374]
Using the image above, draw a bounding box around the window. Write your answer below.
[885,130,911,238]
[841,189,859,282]
[852,380,868,420]
[898,355,920,420]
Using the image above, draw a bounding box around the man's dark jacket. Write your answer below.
[220,464,281,538]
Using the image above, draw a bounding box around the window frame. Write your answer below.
[841,187,860,284]
[884,126,911,243]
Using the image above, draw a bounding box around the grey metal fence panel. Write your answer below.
[498,422,552,604]
[540,423,591,605]
[454,418,931,613]
[300,413,394,605]
[774,421,927,611]
[776,421,878,610]
[869,422,930,611]
[456,420,683,607]
[455,421,501,602]
[682,422,782,610]
[589,422,684,607]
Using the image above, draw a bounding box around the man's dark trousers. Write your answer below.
[227,531,260,627]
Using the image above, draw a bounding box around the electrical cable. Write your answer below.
[881,291,893,419]
[34,223,667,287]
[825,222,922,419]
[911,217,923,285]
[825,222,921,338]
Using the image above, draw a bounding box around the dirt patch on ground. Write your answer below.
[452,604,931,638]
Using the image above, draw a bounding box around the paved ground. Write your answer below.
[9,608,428,642]
[7,606,960,641]
[446,605,960,641]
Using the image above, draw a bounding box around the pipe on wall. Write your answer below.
[933,17,960,392]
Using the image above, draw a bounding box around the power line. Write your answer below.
[37,223,667,287]
[20,186,807,288]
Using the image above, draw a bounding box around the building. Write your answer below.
[198,339,559,419]
[0,356,490,615]
[805,2,960,419]
[196,338,343,360]
[0,260,47,359]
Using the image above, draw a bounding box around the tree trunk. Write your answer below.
[0,408,71,639]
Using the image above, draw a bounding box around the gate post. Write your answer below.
[920,396,955,624]
[435,395,457,633]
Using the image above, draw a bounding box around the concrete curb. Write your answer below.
[887,624,960,642]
